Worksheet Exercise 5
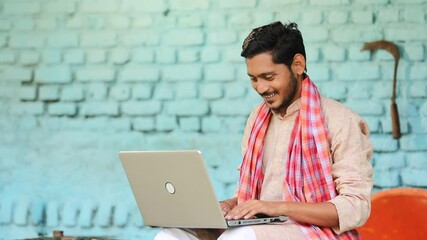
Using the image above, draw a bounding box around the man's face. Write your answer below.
[246,52,300,116]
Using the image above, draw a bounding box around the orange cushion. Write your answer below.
[358,188,427,240]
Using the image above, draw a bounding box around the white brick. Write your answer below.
[327,11,349,24]
[36,18,57,30]
[224,83,246,99]
[202,117,222,132]
[48,103,77,116]
[64,50,85,64]
[403,7,425,23]
[301,26,329,43]
[323,45,346,61]
[163,29,204,46]
[211,100,253,116]
[86,83,108,100]
[110,85,130,101]
[123,0,167,13]
[1,67,32,82]
[122,101,162,116]
[179,117,200,131]
[219,0,256,8]
[351,11,374,24]
[200,83,223,100]
[178,49,199,63]
[154,48,175,64]
[319,82,347,100]
[332,26,382,43]
[80,102,119,116]
[121,31,159,46]
[403,43,424,61]
[45,1,76,13]
[0,20,12,30]
[170,0,209,10]
[409,81,426,98]
[61,85,84,102]
[370,134,399,152]
[153,84,174,100]
[132,84,152,100]
[39,86,59,101]
[310,0,350,5]
[166,100,209,116]
[229,13,252,27]
[81,32,117,47]
[42,50,61,64]
[177,14,203,28]
[0,51,15,64]
[19,86,37,101]
[336,63,380,81]
[301,11,323,25]
[10,102,44,115]
[385,26,427,41]
[345,100,384,116]
[87,50,107,64]
[20,51,40,65]
[119,65,159,82]
[156,116,177,131]
[133,48,155,63]
[35,65,72,83]
[348,82,373,99]
[409,63,427,80]
[204,64,235,82]
[132,16,153,28]
[208,30,238,45]
[110,49,130,64]
[373,169,400,187]
[81,0,119,13]
[14,18,34,30]
[133,117,155,131]
[175,83,197,99]
[109,16,130,29]
[348,45,370,61]
[48,32,78,48]
[400,133,427,151]
[201,47,220,63]
[308,65,330,81]
[163,64,202,81]
[4,1,41,14]
[76,67,115,82]
[378,9,399,23]
[10,33,45,48]
[205,13,227,28]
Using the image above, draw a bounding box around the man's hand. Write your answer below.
[219,197,238,216]
[220,201,232,216]
[225,199,281,220]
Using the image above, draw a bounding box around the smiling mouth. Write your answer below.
[263,92,277,100]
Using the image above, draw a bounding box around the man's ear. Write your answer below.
[291,54,306,76]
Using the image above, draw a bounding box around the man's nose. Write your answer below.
[257,80,270,94]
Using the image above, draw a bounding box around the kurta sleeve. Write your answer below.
[328,112,373,234]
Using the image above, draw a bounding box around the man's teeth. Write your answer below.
[265,93,276,98]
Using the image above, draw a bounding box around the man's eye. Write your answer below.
[265,75,275,80]
[250,77,256,82]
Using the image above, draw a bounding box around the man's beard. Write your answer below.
[272,74,298,113]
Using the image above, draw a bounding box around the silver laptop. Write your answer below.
[119,150,288,229]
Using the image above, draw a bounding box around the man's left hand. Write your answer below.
[225,199,282,220]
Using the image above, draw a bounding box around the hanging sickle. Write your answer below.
[361,40,401,139]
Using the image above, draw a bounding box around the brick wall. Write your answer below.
[0,0,426,239]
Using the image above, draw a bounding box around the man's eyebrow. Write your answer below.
[247,72,276,77]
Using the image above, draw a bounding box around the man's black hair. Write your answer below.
[241,21,307,71]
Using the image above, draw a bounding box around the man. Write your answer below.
[156,21,373,240]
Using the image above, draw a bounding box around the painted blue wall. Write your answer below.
[0,0,426,239]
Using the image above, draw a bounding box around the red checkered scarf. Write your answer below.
[237,76,359,239]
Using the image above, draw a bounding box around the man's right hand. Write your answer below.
[219,197,238,216]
